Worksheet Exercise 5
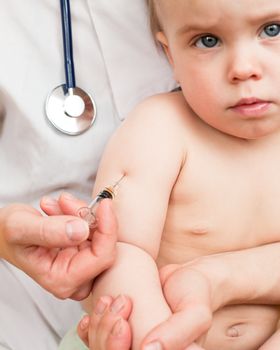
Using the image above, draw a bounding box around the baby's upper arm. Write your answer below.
[93,94,187,258]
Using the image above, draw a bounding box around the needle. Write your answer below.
[88,174,125,209]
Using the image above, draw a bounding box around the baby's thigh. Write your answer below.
[202,305,279,350]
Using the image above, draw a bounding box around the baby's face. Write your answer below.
[157,0,280,140]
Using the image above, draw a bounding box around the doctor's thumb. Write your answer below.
[11,211,90,248]
[91,199,118,257]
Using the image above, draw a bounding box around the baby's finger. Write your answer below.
[89,295,132,349]
[89,295,113,348]
[77,296,113,350]
[106,318,132,350]
[77,314,90,347]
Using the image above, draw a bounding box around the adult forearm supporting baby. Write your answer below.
[161,243,280,314]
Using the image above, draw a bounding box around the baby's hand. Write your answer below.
[77,295,132,350]
[141,262,211,350]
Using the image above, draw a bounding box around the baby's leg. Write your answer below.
[202,305,279,350]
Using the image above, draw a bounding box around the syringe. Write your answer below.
[77,174,125,228]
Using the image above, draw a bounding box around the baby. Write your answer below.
[82,0,280,349]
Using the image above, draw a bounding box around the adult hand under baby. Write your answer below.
[142,245,280,350]
[141,260,217,350]
[0,194,117,300]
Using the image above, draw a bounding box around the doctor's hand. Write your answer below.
[0,194,117,300]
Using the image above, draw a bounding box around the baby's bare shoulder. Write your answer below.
[105,92,189,173]
[123,91,192,132]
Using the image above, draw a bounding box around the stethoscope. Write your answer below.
[45,0,96,136]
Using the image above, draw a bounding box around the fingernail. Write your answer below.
[80,315,90,330]
[111,318,124,336]
[66,220,88,241]
[110,295,125,314]
[62,192,76,200]
[41,196,58,207]
[143,341,163,350]
[94,297,108,315]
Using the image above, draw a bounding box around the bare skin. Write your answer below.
[83,91,280,350]
[78,295,133,350]
[82,0,280,349]
[155,92,280,349]
[0,196,117,300]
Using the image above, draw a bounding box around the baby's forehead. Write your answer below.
[153,0,175,19]
[155,0,196,16]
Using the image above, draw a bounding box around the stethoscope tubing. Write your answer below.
[60,0,76,89]
[45,0,96,135]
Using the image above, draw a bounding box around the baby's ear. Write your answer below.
[156,32,174,66]
[156,32,179,83]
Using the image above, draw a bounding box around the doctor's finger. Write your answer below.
[7,211,89,247]
[58,192,88,215]
[40,196,63,215]
[40,192,87,216]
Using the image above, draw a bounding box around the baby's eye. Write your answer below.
[194,35,220,48]
[260,23,280,38]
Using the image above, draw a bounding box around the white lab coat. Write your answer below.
[0,0,176,349]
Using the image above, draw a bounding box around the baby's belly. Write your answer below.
[202,304,279,350]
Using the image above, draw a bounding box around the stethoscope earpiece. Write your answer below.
[45,0,96,135]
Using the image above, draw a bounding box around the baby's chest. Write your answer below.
[168,148,280,252]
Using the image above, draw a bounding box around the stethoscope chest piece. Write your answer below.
[46,85,96,135]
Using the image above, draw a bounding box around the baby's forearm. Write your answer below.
[91,242,171,349]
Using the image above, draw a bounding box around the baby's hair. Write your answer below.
[146,0,162,37]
